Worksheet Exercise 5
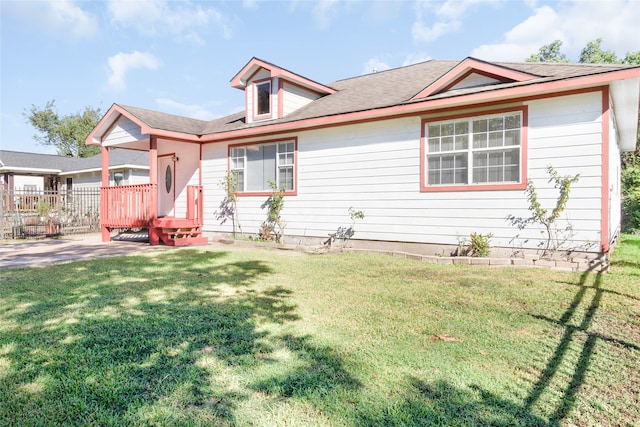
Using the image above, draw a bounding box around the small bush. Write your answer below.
[622,166,640,233]
[622,191,640,233]
[467,232,493,257]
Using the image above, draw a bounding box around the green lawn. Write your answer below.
[1,235,638,426]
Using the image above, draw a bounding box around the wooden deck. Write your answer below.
[100,184,206,246]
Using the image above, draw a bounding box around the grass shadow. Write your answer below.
[251,334,361,399]
[523,266,605,425]
[0,250,304,425]
[354,378,549,426]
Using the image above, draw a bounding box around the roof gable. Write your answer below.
[230,57,336,95]
[413,57,539,99]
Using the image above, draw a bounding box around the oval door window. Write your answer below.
[165,165,172,193]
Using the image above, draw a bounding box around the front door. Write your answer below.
[158,155,175,217]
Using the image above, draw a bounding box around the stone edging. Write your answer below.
[341,248,608,273]
[218,239,609,273]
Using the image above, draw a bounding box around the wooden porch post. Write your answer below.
[101,145,111,242]
[149,136,160,245]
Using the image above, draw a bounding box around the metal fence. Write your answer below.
[1,187,101,240]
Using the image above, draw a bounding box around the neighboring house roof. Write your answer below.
[0,149,149,175]
[88,57,640,150]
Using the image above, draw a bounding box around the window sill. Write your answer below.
[252,113,273,122]
[420,182,526,192]
[235,190,297,197]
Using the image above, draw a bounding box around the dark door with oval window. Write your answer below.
[157,156,175,216]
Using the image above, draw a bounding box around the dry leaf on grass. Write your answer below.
[429,334,462,342]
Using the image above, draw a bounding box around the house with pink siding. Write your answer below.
[86,57,640,264]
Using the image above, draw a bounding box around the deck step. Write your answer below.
[158,225,208,246]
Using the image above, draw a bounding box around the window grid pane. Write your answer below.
[426,112,521,186]
[277,141,295,191]
[427,154,468,185]
[230,148,246,191]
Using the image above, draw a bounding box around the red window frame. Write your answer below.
[420,106,528,192]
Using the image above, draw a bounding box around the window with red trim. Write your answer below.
[230,140,295,193]
[255,81,271,116]
[425,111,522,187]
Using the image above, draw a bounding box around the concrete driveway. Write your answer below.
[0,233,166,269]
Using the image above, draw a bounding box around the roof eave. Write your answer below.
[610,77,640,152]
[0,166,62,174]
[59,164,150,176]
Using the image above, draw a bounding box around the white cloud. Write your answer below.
[436,0,500,19]
[403,53,433,66]
[242,0,259,10]
[471,0,640,61]
[107,51,160,91]
[362,58,391,75]
[5,0,97,39]
[107,0,232,42]
[412,20,460,43]
[154,98,217,121]
[313,0,341,29]
[412,0,500,42]
[50,0,98,38]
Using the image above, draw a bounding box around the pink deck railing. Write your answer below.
[101,184,203,229]
[101,184,155,228]
[186,185,204,226]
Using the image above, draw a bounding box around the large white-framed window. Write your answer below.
[229,139,297,195]
[422,108,527,191]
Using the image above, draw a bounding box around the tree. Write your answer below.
[621,51,640,65]
[528,38,640,66]
[24,100,102,158]
[526,40,570,63]
[579,38,618,64]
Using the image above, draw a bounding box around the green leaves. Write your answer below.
[579,38,618,64]
[23,100,101,158]
[526,40,569,63]
[527,38,640,65]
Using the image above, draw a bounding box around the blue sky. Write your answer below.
[1,0,639,154]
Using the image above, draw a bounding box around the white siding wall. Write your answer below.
[202,91,608,254]
[13,175,44,190]
[202,142,230,230]
[272,77,279,120]
[103,117,144,147]
[127,169,150,185]
[524,91,604,252]
[70,172,102,189]
[157,139,201,219]
[65,168,148,189]
[282,83,321,116]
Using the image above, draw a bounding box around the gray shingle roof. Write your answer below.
[119,59,638,138]
[0,149,148,173]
